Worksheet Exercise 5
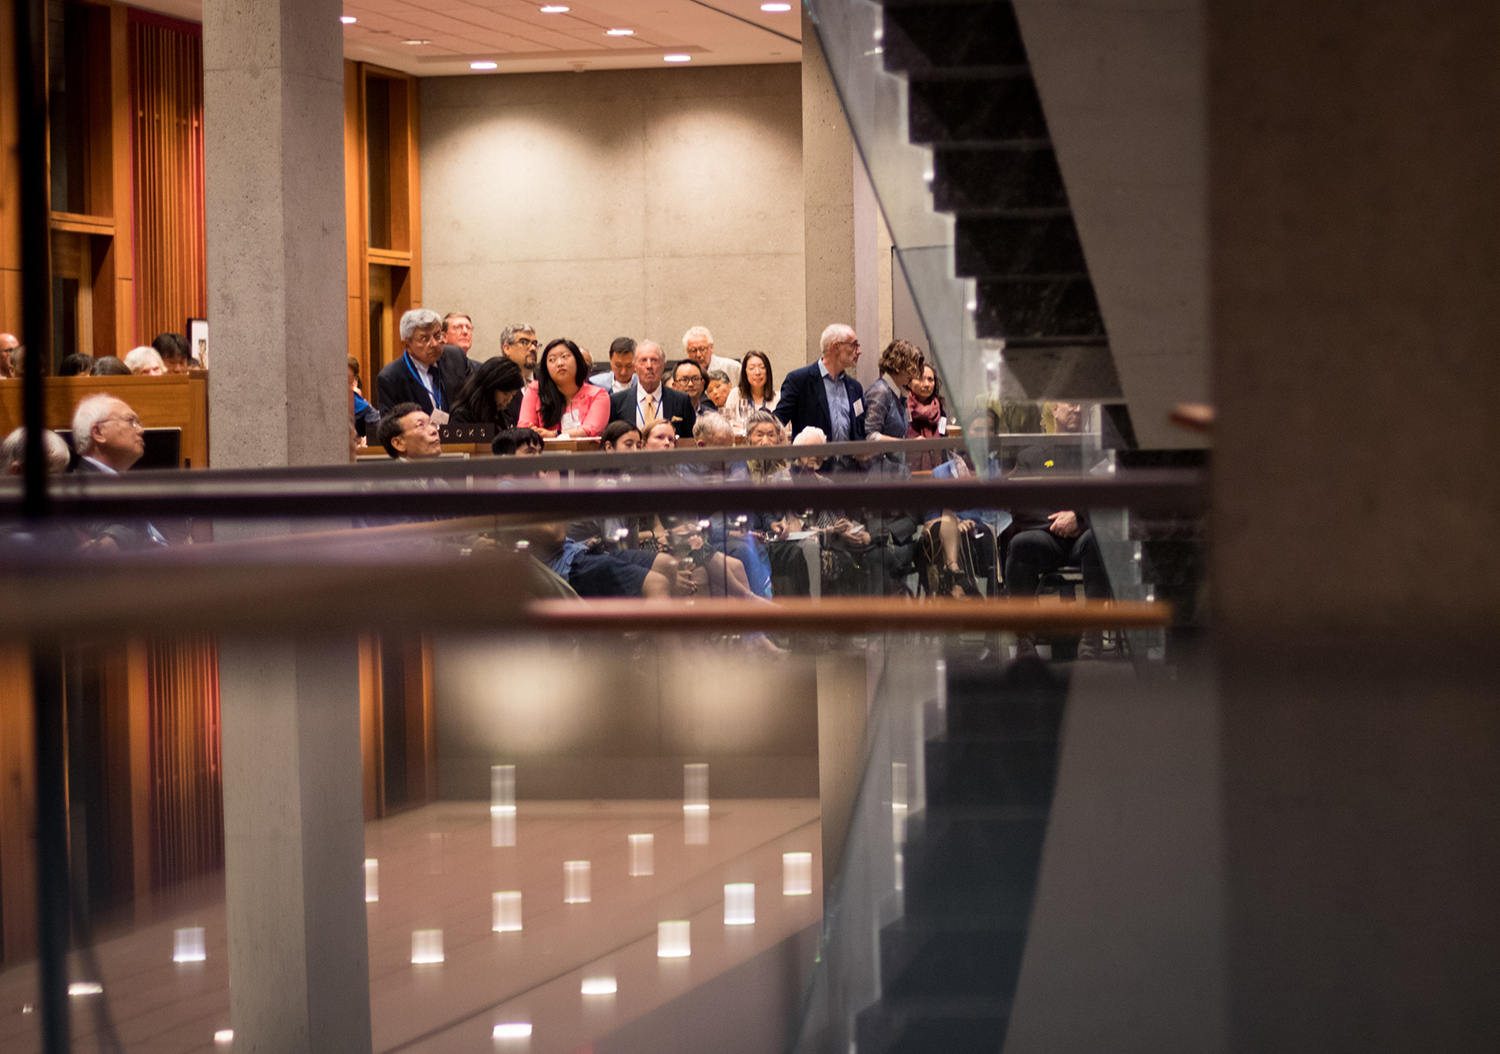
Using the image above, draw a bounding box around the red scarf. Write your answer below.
[908,391,943,437]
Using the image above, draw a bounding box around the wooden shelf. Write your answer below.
[50,211,116,236]
[366,247,411,266]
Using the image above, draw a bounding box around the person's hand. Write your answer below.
[845,527,871,546]
[675,566,698,594]
[769,519,790,538]
[950,458,971,479]
[958,519,975,532]
[535,427,559,439]
[1048,511,1080,538]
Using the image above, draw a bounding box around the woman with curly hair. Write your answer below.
[865,339,924,476]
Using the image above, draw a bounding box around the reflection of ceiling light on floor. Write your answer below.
[214,1030,233,1046]
[606,28,634,35]
[493,1023,533,1039]
[658,920,691,957]
[784,852,813,895]
[582,976,618,995]
[725,883,756,925]
[471,61,498,70]
[761,2,793,10]
[540,4,570,11]
[411,929,445,964]
[69,982,104,996]
[664,54,692,62]
[340,15,357,24]
[173,927,207,963]
[402,39,431,45]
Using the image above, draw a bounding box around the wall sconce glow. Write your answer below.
[492,1022,533,1039]
[629,833,654,876]
[724,883,755,925]
[760,2,793,10]
[581,975,618,995]
[784,852,813,895]
[492,764,517,846]
[364,859,379,902]
[684,763,709,844]
[340,15,357,24]
[493,891,523,932]
[658,920,691,957]
[664,54,692,63]
[68,982,103,996]
[471,61,499,71]
[564,860,591,903]
[411,929,444,964]
[214,1029,233,1046]
[173,927,207,963]
[606,28,634,36]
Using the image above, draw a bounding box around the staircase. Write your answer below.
[853,656,1069,1054]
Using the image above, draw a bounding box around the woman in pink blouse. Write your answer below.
[517,338,610,438]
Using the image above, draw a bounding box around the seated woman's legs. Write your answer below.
[1003,529,1069,597]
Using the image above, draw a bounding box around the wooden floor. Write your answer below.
[0,799,822,1054]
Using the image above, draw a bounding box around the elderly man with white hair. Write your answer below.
[774,323,866,471]
[72,393,147,474]
[375,308,475,420]
[1,427,71,475]
[681,326,740,387]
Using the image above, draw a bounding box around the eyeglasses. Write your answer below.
[104,414,144,430]
[512,338,539,348]
[411,332,444,345]
[838,340,861,350]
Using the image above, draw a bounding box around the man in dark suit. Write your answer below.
[775,323,866,470]
[376,308,472,418]
[607,340,695,439]
[69,393,168,549]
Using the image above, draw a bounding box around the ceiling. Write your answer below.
[127,0,803,75]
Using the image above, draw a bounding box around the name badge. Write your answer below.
[429,409,450,426]
[937,416,948,436]
[851,398,863,416]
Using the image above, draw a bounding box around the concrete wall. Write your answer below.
[420,65,806,378]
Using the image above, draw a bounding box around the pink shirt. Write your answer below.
[517,380,610,437]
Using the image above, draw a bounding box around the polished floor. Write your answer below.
[0,799,822,1053]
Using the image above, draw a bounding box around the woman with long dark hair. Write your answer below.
[450,355,525,428]
[517,338,609,438]
[723,350,778,428]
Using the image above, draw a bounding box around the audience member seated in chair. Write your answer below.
[492,427,545,457]
[58,353,95,377]
[1,427,70,475]
[450,356,525,430]
[70,394,169,550]
[518,338,610,438]
[923,408,1007,598]
[377,403,443,460]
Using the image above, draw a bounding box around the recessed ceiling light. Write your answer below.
[402,39,431,45]
[540,4,570,11]
[340,15,357,24]
[664,54,691,62]
[760,2,792,10]
[606,28,634,36]
[471,61,498,70]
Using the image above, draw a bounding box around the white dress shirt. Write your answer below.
[635,381,666,429]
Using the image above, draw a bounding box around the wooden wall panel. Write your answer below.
[0,373,209,468]
[359,634,382,821]
[345,61,368,384]
[145,635,223,889]
[0,646,35,966]
[127,12,205,346]
[0,0,22,340]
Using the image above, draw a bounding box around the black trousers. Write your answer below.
[1004,528,1110,600]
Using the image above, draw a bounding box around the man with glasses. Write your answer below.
[375,308,473,422]
[69,394,168,549]
[500,323,540,385]
[681,325,740,386]
[442,312,474,355]
[775,323,866,471]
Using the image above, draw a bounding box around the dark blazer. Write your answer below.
[375,347,473,416]
[775,361,866,447]
[608,382,696,439]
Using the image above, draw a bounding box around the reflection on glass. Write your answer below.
[214,1029,233,1047]
[411,929,444,964]
[684,762,709,845]
[724,883,755,925]
[427,831,444,875]
[629,833,654,876]
[492,764,518,847]
[581,976,618,995]
[173,926,207,963]
[564,860,591,904]
[892,762,909,844]
[69,982,103,996]
[493,1022,533,1039]
[783,852,813,896]
[493,891,523,932]
[364,858,379,902]
[658,920,691,958]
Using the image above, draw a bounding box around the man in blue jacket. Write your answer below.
[774,323,865,471]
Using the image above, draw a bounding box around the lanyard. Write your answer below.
[404,352,443,410]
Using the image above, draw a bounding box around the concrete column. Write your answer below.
[204,0,349,469]
[801,11,880,373]
[219,634,371,1054]
[1210,3,1500,1052]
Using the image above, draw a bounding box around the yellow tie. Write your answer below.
[643,391,658,427]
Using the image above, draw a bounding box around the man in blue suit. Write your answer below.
[774,323,866,471]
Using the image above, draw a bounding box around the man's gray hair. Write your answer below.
[72,393,126,454]
[399,308,443,341]
[124,345,164,374]
[706,369,731,386]
[819,323,855,357]
[635,340,663,358]
[1,427,70,474]
[793,426,828,446]
[682,325,713,349]
[693,413,734,443]
[500,323,536,347]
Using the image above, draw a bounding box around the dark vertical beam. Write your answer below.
[15,0,50,516]
[31,642,69,1054]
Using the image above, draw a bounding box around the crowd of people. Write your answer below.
[1,309,1111,655]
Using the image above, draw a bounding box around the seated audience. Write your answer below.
[609,341,695,439]
[597,337,636,393]
[566,421,644,552]
[723,350,778,427]
[0,333,16,378]
[743,409,789,484]
[670,360,713,416]
[681,325,741,386]
[58,353,95,377]
[1,427,71,474]
[499,323,539,388]
[865,339,923,475]
[924,409,1005,598]
[70,394,168,549]
[124,345,167,376]
[442,313,474,359]
[492,427,544,456]
[776,324,865,471]
[640,418,679,454]
[376,403,443,460]
[704,370,732,413]
[376,308,471,418]
[450,356,525,429]
[907,361,946,471]
[348,355,381,439]
[539,525,676,599]
[152,332,194,374]
[92,356,132,376]
[599,419,641,452]
[518,338,609,438]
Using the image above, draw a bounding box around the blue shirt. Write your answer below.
[818,360,852,441]
[548,537,587,580]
